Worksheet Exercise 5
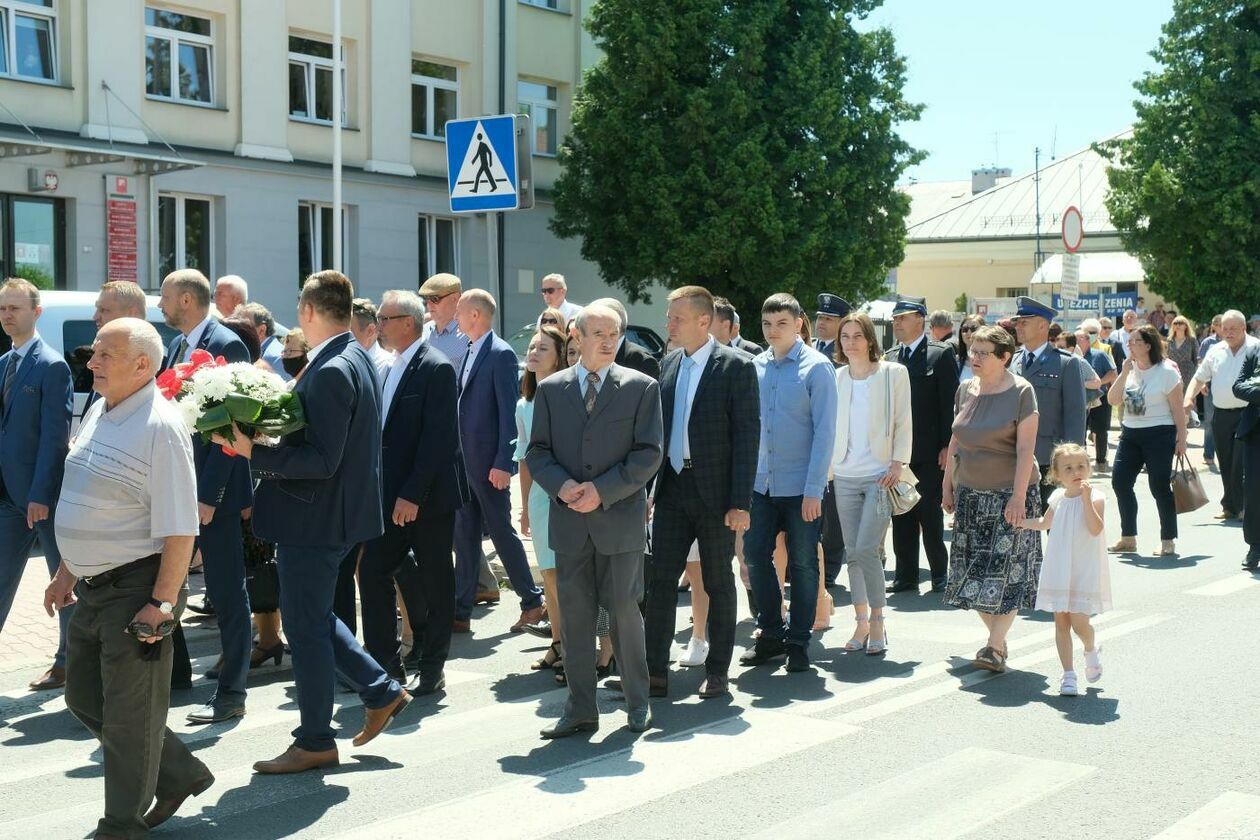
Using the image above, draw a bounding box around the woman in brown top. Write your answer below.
[942,326,1042,672]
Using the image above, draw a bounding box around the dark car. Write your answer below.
[507,320,666,363]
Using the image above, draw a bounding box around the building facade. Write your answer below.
[0,0,655,331]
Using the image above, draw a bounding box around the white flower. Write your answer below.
[177,398,202,434]
[191,366,233,402]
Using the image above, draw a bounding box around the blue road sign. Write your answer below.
[445,115,519,213]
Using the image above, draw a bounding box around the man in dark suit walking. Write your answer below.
[222,270,408,775]
[813,293,849,584]
[0,278,73,692]
[886,296,959,593]
[644,286,759,700]
[592,297,660,380]
[360,290,465,696]
[1233,344,1260,570]
[453,290,544,632]
[527,303,663,737]
[158,269,255,724]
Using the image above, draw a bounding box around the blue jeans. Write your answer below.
[276,543,401,752]
[0,494,70,668]
[743,492,822,647]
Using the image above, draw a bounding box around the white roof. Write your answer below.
[1030,252,1145,286]
[905,129,1132,242]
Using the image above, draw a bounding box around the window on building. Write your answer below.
[410,59,458,139]
[0,194,64,290]
[997,287,1028,299]
[298,202,347,287]
[520,0,561,10]
[145,8,213,104]
[418,215,458,282]
[517,79,558,156]
[0,0,57,82]
[157,194,212,282]
[289,35,344,124]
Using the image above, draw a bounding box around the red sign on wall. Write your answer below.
[106,174,137,282]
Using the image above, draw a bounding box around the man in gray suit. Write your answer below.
[1010,297,1088,511]
[527,304,663,738]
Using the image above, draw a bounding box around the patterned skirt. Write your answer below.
[944,485,1043,614]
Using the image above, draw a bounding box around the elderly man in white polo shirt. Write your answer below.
[44,318,213,838]
[1186,309,1260,520]
[538,272,583,326]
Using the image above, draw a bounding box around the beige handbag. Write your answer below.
[882,365,920,515]
[1170,454,1208,514]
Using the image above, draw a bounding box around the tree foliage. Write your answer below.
[550,0,923,326]
[1098,0,1260,323]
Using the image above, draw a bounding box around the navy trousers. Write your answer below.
[276,543,401,753]
[453,473,540,621]
[0,493,70,668]
[198,510,252,709]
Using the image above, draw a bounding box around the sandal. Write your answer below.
[531,641,562,671]
[973,645,1006,673]
[844,611,870,652]
[866,615,888,656]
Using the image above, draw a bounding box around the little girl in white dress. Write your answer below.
[1020,443,1112,696]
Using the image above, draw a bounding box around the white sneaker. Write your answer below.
[1059,671,1079,696]
[678,637,710,667]
[1085,647,1103,683]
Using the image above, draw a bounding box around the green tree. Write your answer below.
[550,0,922,329]
[1098,0,1260,323]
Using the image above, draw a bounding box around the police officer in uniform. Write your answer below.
[814,293,849,583]
[1010,296,1088,512]
[886,296,959,593]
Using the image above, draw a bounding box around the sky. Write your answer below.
[857,0,1173,183]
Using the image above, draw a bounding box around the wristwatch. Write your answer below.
[148,597,175,614]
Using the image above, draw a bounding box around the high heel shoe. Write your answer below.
[866,616,888,656]
[844,613,870,652]
[596,654,617,679]
[249,642,284,669]
[531,641,562,671]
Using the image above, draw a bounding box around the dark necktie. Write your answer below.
[898,345,910,364]
[458,340,473,387]
[2,352,18,410]
[170,336,189,370]
[585,372,600,415]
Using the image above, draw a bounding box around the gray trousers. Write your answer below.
[835,474,891,610]
[555,538,648,719]
[65,563,210,839]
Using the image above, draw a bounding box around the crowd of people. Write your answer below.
[0,267,1256,838]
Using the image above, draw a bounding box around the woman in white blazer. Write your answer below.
[832,313,913,655]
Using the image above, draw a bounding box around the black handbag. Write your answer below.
[242,517,280,613]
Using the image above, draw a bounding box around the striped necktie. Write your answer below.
[2,352,18,410]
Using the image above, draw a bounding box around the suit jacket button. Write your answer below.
[585,465,592,471]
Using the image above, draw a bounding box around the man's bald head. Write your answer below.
[89,318,164,407]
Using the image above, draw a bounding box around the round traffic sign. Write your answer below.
[1062,206,1084,253]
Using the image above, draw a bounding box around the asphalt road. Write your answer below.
[2,458,1258,839]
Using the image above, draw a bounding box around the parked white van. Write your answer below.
[13,290,181,417]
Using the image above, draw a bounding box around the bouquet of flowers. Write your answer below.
[157,349,306,454]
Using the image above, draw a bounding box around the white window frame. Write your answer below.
[157,192,215,284]
[418,214,460,280]
[0,0,58,83]
[298,201,347,285]
[144,7,214,106]
[410,59,458,140]
[288,36,346,126]
[517,79,558,157]
[519,0,561,10]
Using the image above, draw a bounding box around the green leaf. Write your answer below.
[194,403,231,434]
[224,393,264,424]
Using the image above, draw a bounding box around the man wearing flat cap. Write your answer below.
[814,293,850,583]
[1010,296,1088,512]
[885,295,958,594]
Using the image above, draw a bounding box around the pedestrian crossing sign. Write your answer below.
[445,115,519,213]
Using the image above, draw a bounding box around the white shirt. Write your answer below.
[306,331,351,369]
[367,341,395,376]
[1121,361,1182,429]
[461,331,492,388]
[381,336,425,426]
[1194,335,1260,409]
[539,298,584,328]
[182,316,213,361]
[835,378,888,477]
[676,337,716,460]
[574,361,611,399]
[57,381,199,576]
[903,333,926,355]
[7,330,38,362]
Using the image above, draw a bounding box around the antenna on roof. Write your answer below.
[1051,125,1058,161]
[991,130,1011,167]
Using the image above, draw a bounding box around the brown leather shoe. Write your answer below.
[474,587,501,605]
[510,605,546,632]
[604,676,668,697]
[698,674,729,699]
[29,665,66,691]
[143,773,215,827]
[253,746,339,774]
[352,690,411,747]
[452,618,471,633]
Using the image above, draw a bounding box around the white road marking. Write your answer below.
[1186,575,1260,597]
[1151,791,1260,839]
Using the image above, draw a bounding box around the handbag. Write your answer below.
[881,365,921,516]
[1170,454,1208,514]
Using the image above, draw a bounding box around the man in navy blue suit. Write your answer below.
[452,289,544,632]
[221,270,409,774]
[361,290,465,695]
[157,269,256,724]
[0,278,73,691]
